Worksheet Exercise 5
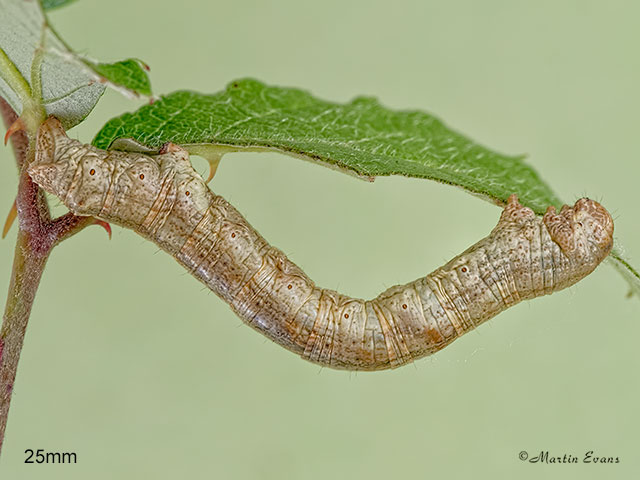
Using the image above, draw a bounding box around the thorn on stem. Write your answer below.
[93,219,112,239]
[4,117,25,146]
[2,199,17,239]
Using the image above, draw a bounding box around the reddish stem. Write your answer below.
[0,229,49,452]
[0,98,96,455]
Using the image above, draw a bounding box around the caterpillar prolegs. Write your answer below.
[28,117,614,371]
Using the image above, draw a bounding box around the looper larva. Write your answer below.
[28,117,614,370]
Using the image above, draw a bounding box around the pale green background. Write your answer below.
[1,0,639,478]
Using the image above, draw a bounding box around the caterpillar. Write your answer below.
[28,116,614,371]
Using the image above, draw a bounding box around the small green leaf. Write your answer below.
[41,0,77,11]
[85,59,152,97]
[93,78,562,214]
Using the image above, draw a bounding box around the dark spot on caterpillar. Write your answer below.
[89,169,95,176]
[231,232,236,238]
[344,313,349,319]
[185,191,190,196]
[402,304,407,309]
[287,284,292,289]
[139,173,144,180]
[461,266,468,273]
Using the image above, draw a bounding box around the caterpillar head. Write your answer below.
[495,195,613,292]
[543,198,614,270]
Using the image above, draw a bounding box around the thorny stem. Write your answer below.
[0,225,49,455]
[0,98,97,455]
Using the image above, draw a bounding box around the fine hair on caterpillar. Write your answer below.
[28,116,614,371]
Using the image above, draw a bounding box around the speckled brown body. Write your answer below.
[28,117,614,370]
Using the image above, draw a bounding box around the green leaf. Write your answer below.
[0,0,152,129]
[0,0,103,128]
[41,0,77,11]
[92,78,640,296]
[85,59,152,97]
[93,78,562,214]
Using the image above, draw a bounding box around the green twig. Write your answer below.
[0,47,32,109]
